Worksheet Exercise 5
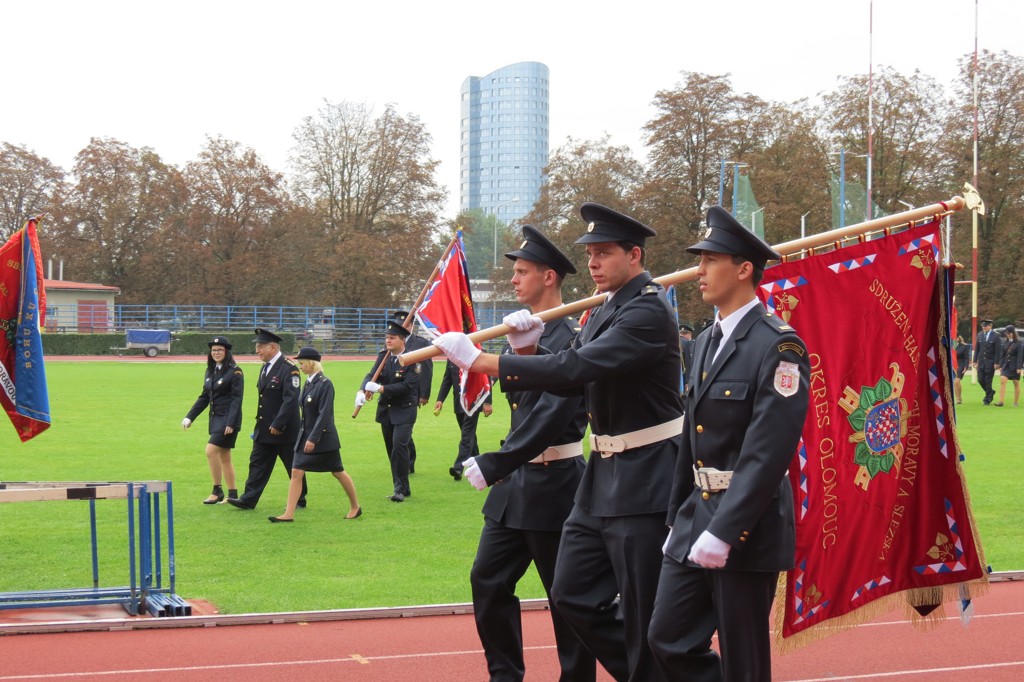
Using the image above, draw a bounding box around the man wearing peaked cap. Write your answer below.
[459,225,594,680]
[360,318,421,502]
[647,206,809,680]
[686,205,780,270]
[390,310,433,473]
[433,202,683,680]
[974,318,999,405]
[576,201,657,248]
[228,328,307,510]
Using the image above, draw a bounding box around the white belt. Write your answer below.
[693,466,733,492]
[529,441,584,464]
[589,416,685,459]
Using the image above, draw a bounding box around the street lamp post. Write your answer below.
[490,196,520,268]
[751,207,764,237]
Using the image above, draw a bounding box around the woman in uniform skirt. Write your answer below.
[269,346,362,522]
[182,336,243,504]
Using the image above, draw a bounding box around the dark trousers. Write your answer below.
[240,440,307,508]
[452,408,481,471]
[550,506,668,682]
[978,365,996,403]
[471,517,596,682]
[648,558,778,682]
[382,422,413,496]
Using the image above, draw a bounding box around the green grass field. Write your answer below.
[0,361,1019,615]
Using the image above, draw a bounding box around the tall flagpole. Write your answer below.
[866,0,874,222]
[970,0,980,365]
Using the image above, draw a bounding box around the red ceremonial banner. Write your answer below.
[758,219,985,645]
[415,231,491,415]
[0,218,51,442]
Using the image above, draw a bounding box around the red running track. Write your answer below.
[1,579,1022,680]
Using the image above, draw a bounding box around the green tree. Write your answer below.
[0,142,67,241]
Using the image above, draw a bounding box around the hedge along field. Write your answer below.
[0,363,1018,615]
[0,359,530,614]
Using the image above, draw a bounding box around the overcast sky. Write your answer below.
[4,0,1019,219]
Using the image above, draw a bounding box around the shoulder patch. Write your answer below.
[778,341,805,357]
[761,311,796,335]
[642,285,660,295]
[234,369,243,376]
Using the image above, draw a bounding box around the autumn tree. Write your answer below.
[0,143,67,240]
[941,50,1024,320]
[289,100,446,307]
[49,137,182,297]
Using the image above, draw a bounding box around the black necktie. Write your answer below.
[706,323,723,368]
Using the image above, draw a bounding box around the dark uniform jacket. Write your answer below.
[975,330,1001,370]
[363,351,420,425]
[296,373,340,452]
[497,272,684,517]
[436,361,493,415]
[403,333,434,402]
[477,317,586,531]
[186,362,244,435]
[665,305,810,572]
[253,356,301,444]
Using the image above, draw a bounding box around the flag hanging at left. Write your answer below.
[0,217,51,442]
[415,230,491,416]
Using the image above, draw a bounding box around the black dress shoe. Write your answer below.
[296,498,307,508]
[389,493,405,502]
[268,516,293,523]
[203,485,225,505]
[449,466,463,482]
[227,498,253,510]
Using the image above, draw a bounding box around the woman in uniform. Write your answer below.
[269,346,361,522]
[182,336,243,504]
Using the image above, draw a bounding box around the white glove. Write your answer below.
[181,418,191,430]
[354,391,366,407]
[662,527,673,555]
[462,457,487,491]
[687,530,731,568]
[364,381,381,393]
[432,332,481,371]
[503,310,545,349]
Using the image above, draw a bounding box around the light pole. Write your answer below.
[490,196,520,268]
[751,207,764,237]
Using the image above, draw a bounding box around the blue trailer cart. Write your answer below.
[123,329,172,357]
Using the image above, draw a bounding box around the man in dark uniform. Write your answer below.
[434,360,492,480]
[679,323,695,395]
[434,204,683,682]
[391,310,433,473]
[974,318,1000,405]
[460,225,595,681]
[647,206,810,681]
[227,328,307,510]
[358,321,420,502]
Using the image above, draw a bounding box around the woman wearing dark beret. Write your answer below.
[269,347,361,522]
[182,336,243,504]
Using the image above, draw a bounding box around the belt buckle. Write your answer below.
[590,434,626,458]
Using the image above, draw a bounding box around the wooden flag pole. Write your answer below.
[399,195,968,367]
[352,232,462,418]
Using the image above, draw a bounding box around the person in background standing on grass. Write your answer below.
[974,319,1000,405]
[182,336,243,504]
[269,346,360,522]
[954,334,970,405]
[993,325,1023,407]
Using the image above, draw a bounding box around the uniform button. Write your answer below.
[514,376,520,381]
[506,375,513,381]
[724,390,731,396]
[696,425,704,433]
[739,536,747,542]
[742,531,750,536]
[696,460,703,468]
[701,492,710,500]
[512,403,518,410]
